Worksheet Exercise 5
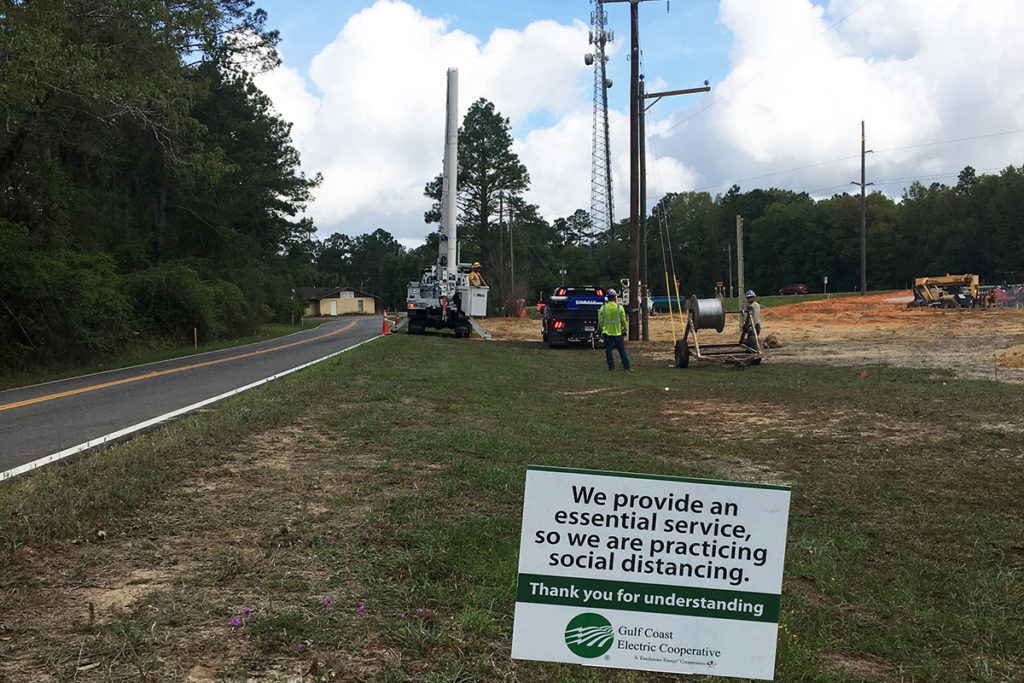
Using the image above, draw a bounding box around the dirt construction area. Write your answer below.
[482,292,1024,383]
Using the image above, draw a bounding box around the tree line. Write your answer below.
[1,0,318,372]
[3,2,1022,375]
[295,98,1024,312]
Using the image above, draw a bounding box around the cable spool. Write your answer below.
[687,295,725,333]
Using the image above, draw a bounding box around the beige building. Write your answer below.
[297,287,378,317]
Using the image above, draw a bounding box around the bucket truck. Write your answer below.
[405,68,491,338]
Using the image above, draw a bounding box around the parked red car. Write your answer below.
[778,284,808,295]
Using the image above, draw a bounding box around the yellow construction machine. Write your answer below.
[910,274,984,308]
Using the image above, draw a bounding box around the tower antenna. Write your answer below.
[585,1,614,239]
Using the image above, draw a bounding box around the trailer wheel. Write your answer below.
[674,340,690,368]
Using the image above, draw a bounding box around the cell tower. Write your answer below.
[585,1,614,238]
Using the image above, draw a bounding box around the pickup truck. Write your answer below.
[542,286,605,348]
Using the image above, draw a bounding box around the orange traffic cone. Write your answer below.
[382,310,390,335]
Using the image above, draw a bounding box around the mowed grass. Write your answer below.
[1,333,1022,681]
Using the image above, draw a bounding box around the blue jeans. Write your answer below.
[604,334,630,370]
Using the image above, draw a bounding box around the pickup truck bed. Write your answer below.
[542,286,605,348]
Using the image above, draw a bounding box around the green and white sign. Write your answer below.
[511,466,791,680]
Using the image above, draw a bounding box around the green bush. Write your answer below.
[0,222,133,368]
[127,261,276,344]
[128,261,217,341]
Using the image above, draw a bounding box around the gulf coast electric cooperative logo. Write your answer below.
[564,613,614,658]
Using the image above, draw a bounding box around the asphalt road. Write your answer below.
[0,317,381,479]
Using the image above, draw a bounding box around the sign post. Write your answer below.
[512,466,791,680]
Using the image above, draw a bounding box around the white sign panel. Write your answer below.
[512,466,791,680]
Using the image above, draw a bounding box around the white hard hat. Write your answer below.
[607,289,618,297]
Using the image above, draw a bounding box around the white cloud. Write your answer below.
[655,0,1024,197]
[256,0,1024,247]
[256,0,606,244]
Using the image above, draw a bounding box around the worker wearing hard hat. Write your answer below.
[598,289,631,371]
[468,262,488,287]
[742,290,761,345]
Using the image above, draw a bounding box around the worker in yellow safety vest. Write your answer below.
[598,289,631,371]
[468,262,487,287]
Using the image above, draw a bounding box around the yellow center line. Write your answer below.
[0,321,359,413]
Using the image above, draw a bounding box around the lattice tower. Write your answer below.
[587,1,614,239]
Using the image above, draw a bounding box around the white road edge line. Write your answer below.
[1,334,382,482]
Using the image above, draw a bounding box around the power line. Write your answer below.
[687,128,1024,196]
[874,128,1024,154]
[807,165,1011,195]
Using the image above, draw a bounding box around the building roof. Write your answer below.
[296,286,378,301]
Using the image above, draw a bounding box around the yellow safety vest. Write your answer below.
[599,301,626,336]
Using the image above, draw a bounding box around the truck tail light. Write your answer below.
[553,320,564,329]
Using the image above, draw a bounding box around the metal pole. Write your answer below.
[443,68,458,273]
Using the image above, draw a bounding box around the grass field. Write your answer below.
[1,333,1022,681]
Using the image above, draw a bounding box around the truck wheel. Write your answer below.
[674,340,690,368]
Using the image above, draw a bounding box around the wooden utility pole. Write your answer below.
[604,0,708,341]
[604,0,653,340]
[859,120,868,295]
[627,0,642,340]
[851,120,873,295]
[639,75,648,341]
[736,215,745,306]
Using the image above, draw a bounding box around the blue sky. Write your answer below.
[250,0,1024,248]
